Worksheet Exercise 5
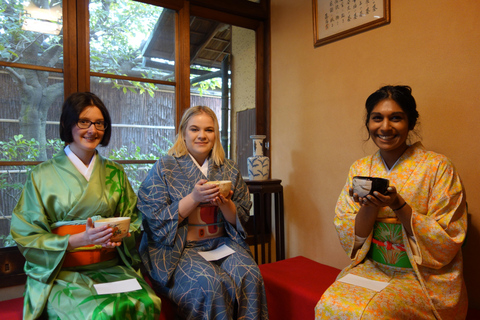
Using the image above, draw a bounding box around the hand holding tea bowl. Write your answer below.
[351,176,389,197]
[350,176,399,207]
[204,180,236,209]
[205,180,232,198]
[94,217,131,244]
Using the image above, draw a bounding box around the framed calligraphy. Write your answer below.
[313,0,390,47]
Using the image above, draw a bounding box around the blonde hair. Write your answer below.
[168,106,225,166]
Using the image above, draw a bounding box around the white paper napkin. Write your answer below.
[197,244,235,261]
[338,274,389,292]
[94,278,142,295]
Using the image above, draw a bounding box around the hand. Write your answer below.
[211,190,233,207]
[67,218,124,250]
[84,218,120,248]
[350,186,399,209]
[103,232,131,248]
[190,179,220,204]
[211,190,237,226]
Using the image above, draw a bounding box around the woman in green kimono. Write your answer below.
[10,92,161,319]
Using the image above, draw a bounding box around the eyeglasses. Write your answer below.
[77,119,107,131]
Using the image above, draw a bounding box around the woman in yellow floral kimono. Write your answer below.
[10,92,161,319]
[315,85,468,320]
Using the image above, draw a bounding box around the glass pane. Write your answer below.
[89,76,176,190]
[0,69,65,159]
[189,16,256,175]
[189,16,232,158]
[0,68,65,248]
[0,0,63,68]
[0,165,33,247]
[89,0,177,191]
[89,0,174,82]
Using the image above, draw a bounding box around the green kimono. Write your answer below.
[10,150,161,320]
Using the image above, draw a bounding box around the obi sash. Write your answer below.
[52,225,117,268]
[368,218,412,268]
[188,206,226,240]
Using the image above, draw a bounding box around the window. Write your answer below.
[88,1,176,191]
[0,0,269,248]
[0,0,66,247]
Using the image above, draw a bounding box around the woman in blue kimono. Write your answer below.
[10,92,161,319]
[138,106,269,320]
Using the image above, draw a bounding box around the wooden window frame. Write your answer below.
[0,0,270,160]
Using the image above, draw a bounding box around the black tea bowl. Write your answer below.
[352,176,389,198]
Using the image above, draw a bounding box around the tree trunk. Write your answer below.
[8,35,64,161]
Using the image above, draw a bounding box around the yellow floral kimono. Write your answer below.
[316,142,468,320]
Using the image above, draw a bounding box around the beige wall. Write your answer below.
[270,0,480,308]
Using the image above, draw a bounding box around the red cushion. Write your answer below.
[143,272,177,320]
[0,297,23,320]
[259,256,341,320]
[157,293,177,320]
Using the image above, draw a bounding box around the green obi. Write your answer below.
[368,221,412,268]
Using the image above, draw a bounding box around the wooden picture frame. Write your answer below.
[313,0,390,47]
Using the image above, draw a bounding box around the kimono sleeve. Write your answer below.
[10,168,67,283]
[409,157,467,268]
[137,157,182,246]
[333,162,371,263]
[113,163,141,232]
[113,163,142,268]
[226,162,252,238]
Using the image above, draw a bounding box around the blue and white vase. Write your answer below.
[247,135,269,180]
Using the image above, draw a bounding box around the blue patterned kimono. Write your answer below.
[137,154,269,320]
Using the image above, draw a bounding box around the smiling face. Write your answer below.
[184,112,215,165]
[69,106,105,164]
[368,98,410,159]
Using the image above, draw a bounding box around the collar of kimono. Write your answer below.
[64,145,96,181]
[189,153,209,177]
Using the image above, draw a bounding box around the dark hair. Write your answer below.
[365,85,419,131]
[59,92,112,146]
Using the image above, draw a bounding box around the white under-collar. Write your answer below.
[65,145,96,181]
[189,153,209,177]
[380,145,410,174]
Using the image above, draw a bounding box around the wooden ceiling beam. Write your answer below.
[190,22,224,64]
